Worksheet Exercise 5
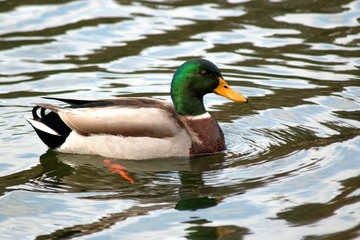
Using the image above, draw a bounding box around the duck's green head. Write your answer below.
[171,59,247,116]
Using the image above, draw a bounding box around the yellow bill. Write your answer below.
[214,77,248,103]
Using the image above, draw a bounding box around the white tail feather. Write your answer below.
[25,116,60,136]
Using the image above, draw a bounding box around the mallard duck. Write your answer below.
[26,59,247,160]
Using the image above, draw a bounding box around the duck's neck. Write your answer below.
[172,92,207,116]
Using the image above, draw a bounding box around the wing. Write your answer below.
[38,98,182,138]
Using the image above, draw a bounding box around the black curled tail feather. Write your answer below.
[29,106,72,149]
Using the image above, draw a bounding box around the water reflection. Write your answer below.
[275,0,360,29]
[0,150,250,239]
[277,174,360,237]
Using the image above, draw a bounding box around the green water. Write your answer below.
[0,0,360,239]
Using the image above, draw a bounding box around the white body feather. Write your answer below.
[57,130,192,159]
[51,101,196,159]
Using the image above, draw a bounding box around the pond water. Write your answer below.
[1,0,360,239]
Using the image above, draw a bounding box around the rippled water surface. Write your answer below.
[1,0,360,239]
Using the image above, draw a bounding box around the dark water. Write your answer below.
[1,0,360,239]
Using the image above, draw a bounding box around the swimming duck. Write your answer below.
[26,59,247,160]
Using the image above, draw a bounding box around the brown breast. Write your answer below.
[180,114,226,156]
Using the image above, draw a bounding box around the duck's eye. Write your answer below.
[199,70,208,76]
